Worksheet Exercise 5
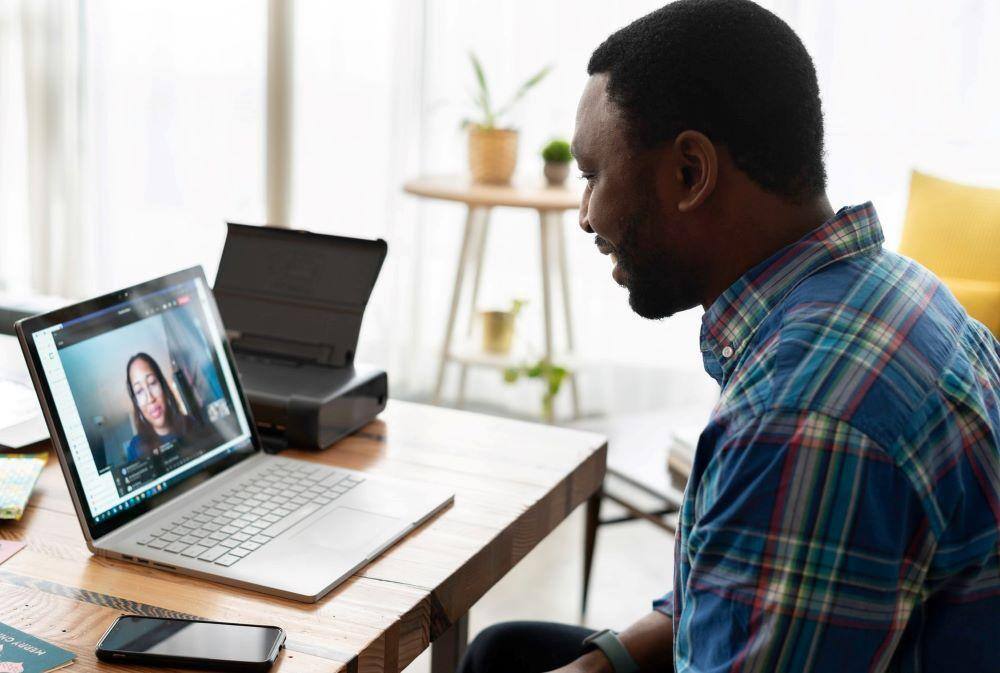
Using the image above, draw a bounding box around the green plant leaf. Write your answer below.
[494,64,552,121]
[510,298,527,318]
[500,357,569,417]
[469,52,494,127]
[548,368,566,394]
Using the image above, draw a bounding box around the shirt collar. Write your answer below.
[700,202,885,384]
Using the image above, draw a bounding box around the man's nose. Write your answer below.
[578,193,593,233]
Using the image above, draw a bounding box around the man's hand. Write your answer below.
[545,611,674,673]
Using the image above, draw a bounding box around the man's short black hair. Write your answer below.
[588,0,826,201]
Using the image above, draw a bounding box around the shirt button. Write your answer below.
[721,346,734,358]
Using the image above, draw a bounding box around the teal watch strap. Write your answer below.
[582,629,640,673]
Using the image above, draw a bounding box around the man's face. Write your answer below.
[572,74,703,319]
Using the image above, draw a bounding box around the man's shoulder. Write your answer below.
[715,248,1000,540]
[762,249,973,446]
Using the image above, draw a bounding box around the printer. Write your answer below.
[213,223,388,450]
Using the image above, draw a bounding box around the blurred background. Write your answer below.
[1,0,998,663]
[3,0,998,420]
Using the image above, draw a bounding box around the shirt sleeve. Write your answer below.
[653,590,673,618]
[674,410,936,673]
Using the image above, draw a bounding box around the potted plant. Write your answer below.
[503,358,569,422]
[541,139,573,186]
[465,53,551,185]
[481,299,526,354]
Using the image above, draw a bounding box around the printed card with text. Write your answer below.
[0,623,74,673]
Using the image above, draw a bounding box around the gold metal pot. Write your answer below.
[468,127,518,185]
[481,310,516,354]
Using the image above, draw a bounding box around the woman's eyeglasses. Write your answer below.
[132,378,163,405]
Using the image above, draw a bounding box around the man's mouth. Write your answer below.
[611,255,627,286]
[595,236,627,285]
[594,235,615,256]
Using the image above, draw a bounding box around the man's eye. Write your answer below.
[579,173,597,186]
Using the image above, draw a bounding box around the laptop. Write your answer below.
[16,267,453,602]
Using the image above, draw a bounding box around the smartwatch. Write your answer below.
[581,629,640,673]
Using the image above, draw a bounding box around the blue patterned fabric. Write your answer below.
[657,203,1000,672]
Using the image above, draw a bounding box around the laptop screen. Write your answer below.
[22,269,257,538]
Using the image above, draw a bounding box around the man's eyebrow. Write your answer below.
[570,143,585,161]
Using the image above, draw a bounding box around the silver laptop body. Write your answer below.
[16,266,452,602]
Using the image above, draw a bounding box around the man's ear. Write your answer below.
[673,130,717,212]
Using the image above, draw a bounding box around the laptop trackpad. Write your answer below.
[294,507,401,553]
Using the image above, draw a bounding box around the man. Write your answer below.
[457,1,1000,672]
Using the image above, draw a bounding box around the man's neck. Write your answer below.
[700,193,834,309]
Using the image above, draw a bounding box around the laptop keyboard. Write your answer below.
[136,461,364,567]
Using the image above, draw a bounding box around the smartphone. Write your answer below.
[96,615,285,672]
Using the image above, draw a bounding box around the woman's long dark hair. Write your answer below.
[126,352,189,454]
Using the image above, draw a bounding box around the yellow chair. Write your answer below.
[899,170,1000,336]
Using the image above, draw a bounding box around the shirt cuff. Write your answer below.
[652,590,673,619]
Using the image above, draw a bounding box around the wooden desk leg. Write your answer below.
[582,489,603,616]
[434,207,480,405]
[554,212,581,419]
[458,209,491,407]
[431,612,469,673]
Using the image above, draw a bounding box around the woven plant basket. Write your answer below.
[468,127,518,185]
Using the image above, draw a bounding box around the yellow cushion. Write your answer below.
[900,170,1000,334]
[939,277,1000,336]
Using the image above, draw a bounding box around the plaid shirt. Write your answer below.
[656,203,1000,672]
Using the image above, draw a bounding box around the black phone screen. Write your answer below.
[100,616,283,663]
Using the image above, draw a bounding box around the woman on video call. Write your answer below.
[125,352,192,461]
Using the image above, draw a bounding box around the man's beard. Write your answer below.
[612,210,698,320]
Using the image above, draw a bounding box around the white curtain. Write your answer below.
[1,0,997,418]
[0,0,88,297]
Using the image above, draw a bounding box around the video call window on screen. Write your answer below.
[56,286,242,499]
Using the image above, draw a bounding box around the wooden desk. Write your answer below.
[0,401,606,673]
[403,176,584,422]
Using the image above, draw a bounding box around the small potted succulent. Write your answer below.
[541,139,573,187]
[464,53,551,185]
